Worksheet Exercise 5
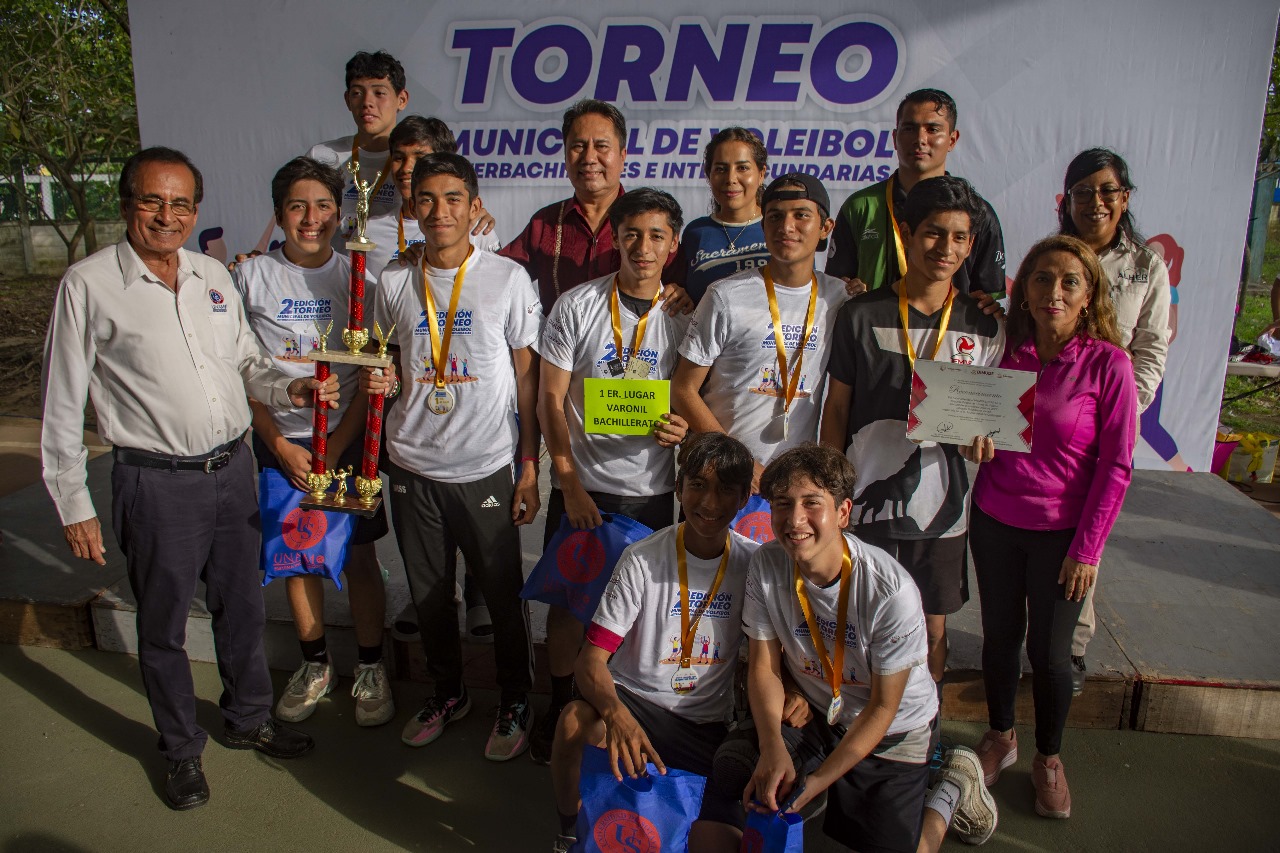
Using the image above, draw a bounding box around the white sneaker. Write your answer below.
[275,661,333,722]
[939,746,998,845]
[352,661,395,727]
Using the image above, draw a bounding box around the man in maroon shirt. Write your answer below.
[503,99,689,766]
[500,99,683,310]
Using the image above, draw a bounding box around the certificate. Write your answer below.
[907,361,1036,452]
[583,378,670,435]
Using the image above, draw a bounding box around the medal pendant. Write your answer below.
[670,667,699,694]
[605,358,625,378]
[826,695,843,726]
[623,357,651,380]
[427,385,456,415]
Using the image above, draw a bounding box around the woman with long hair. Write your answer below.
[677,127,770,302]
[961,235,1137,820]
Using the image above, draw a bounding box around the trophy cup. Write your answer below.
[300,164,394,518]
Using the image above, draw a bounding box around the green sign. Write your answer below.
[583,378,671,435]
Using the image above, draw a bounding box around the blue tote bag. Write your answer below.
[573,745,706,853]
[732,494,775,544]
[521,513,652,623]
[258,467,355,589]
[740,809,804,853]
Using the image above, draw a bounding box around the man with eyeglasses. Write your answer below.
[825,89,1006,299]
[41,147,339,811]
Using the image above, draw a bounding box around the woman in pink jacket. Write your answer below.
[960,234,1136,821]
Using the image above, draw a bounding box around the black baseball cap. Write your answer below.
[761,173,831,218]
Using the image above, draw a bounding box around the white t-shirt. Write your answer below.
[375,250,543,482]
[539,274,690,497]
[306,136,401,282]
[679,268,847,465]
[592,526,759,722]
[742,533,938,741]
[232,249,359,438]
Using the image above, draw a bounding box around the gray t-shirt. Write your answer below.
[539,274,690,497]
[376,250,543,482]
[679,268,847,465]
[232,248,359,438]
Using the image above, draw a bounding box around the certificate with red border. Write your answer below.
[907,361,1037,452]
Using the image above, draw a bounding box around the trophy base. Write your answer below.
[300,492,381,517]
[308,351,394,368]
[346,238,378,252]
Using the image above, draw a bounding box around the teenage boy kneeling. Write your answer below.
[549,433,758,853]
[717,444,997,852]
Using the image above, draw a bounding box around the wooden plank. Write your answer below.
[0,600,94,649]
[1136,681,1280,739]
[942,671,1129,729]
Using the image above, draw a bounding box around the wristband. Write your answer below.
[387,377,401,398]
[520,455,539,466]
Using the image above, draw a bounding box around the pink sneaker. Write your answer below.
[976,729,1017,786]
[1032,753,1071,818]
[401,689,471,747]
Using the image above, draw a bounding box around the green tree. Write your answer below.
[0,0,138,265]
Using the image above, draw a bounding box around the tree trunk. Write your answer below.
[83,216,98,256]
[12,168,36,274]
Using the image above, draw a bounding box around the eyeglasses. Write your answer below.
[1068,185,1125,204]
[131,196,196,216]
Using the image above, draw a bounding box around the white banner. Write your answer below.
[128,0,1277,471]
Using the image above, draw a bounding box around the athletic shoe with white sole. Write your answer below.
[275,661,333,722]
[402,689,471,747]
[352,661,395,727]
[1032,753,1071,819]
[975,728,1017,786]
[938,746,998,845]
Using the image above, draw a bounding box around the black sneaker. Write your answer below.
[1071,656,1086,696]
[530,702,564,765]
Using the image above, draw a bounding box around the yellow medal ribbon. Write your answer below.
[897,280,955,370]
[421,247,474,390]
[609,275,662,374]
[794,539,853,711]
[675,523,732,670]
[350,139,389,206]
[397,212,408,255]
[885,174,908,278]
[763,269,818,420]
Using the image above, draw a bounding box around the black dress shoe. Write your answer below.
[224,718,314,759]
[165,757,209,811]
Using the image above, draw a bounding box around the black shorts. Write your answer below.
[252,432,388,545]
[614,685,745,829]
[542,487,675,549]
[857,532,969,615]
[712,714,930,853]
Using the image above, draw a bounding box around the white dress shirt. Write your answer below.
[42,239,294,525]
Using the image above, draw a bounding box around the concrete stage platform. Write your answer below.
[2,455,1277,738]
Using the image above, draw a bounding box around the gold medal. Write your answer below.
[672,523,731,695]
[795,539,853,725]
[763,269,817,440]
[610,276,661,381]
[421,248,473,417]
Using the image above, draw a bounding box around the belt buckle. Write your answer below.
[203,450,232,473]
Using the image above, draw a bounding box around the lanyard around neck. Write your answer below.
[420,247,474,390]
[675,523,732,669]
[794,539,853,705]
[610,275,662,369]
[763,269,818,416]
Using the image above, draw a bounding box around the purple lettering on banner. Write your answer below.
[746,23,812,102]
[810,22,898,106]
[819,129,843,157]
[665,22,750,102]
[537,127,563,156]
[784,128,805,156]
[596,24,664,102]
[645,162,658,178]
[511,24,592,106]
[876,130,895,157]
[498,128,524,156]
[844,129,874,158]
[473,129,497,156]
[763,128,783,157]
[653,128,679,155]
[679,128,701,155]
[627,127,646,155]
[451,27,516,106]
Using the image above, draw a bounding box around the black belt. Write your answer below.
[113,432,246,473]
